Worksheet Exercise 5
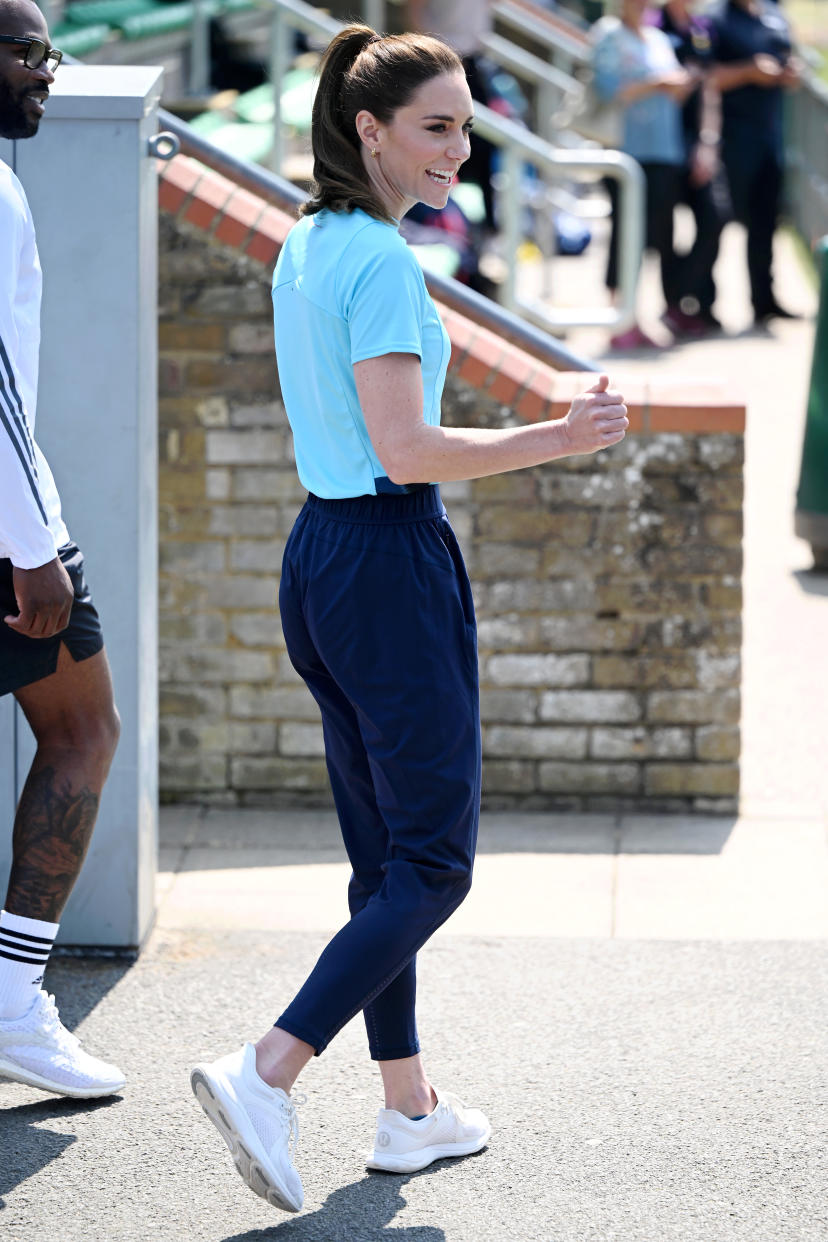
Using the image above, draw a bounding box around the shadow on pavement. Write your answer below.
[0,1094,120,1208]
[793,567,828,597]
[222,1170,452,1242]
[39,956,134,1030]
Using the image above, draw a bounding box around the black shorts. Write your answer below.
[0,542,105,697]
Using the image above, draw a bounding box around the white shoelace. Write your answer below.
[279,1092,303,1159]
[38,993,81,1052]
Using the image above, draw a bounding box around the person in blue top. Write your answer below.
[191,23,629,1215]
[591,0,697,348]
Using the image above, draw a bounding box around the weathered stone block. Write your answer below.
[232,468,303,502]
[485,725,588,759]
[231,757,328,790]
[477,614,538,650]
[280,723,325,757]
[645,763,739,797]
[229,322,276,354]
[540,690,641,723]
[479,689,538,724]
[539,761,640,794]
[485,653,589,687]
[481,760,537,794]
[539,617,643,653]
[230,685,320,721]
[160,684,227,718]
[206,430,282,465]
[591,726,691,760]
[160,540,226,576]
[695,726,741,761]
[593,655,698,690]
[647,689,740,725]
[229,721,279,754]
[206,469,231,500]
[227,538,285,571]
[230,612,281,647]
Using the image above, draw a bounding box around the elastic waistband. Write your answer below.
[305,485,445,525]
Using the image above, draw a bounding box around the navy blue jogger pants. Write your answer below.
[275,486,481,1060]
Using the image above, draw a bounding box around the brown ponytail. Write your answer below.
[301,24,462,223]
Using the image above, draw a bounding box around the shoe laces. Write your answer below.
[279,1091,303,1159]
[38,993,81,1052]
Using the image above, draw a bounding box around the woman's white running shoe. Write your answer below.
[366,1090,491,1173]
[0,990,125,1098]
[190,1042,304,1212]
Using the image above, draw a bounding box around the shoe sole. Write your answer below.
[366,1125,492,1174]
[190,1065,302,1213]
[0,1059,125,1099]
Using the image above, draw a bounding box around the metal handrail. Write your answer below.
[264,0,642,333]
[478,29,585,140]
[492,0,591,74]
[157,107,598,372]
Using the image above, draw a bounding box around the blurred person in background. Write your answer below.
[591,0,698,349]
[709,0,802,325]
[651,0,729,332]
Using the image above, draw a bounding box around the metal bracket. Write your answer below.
[148,131,181,161]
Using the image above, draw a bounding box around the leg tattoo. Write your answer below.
[6,765,100,922]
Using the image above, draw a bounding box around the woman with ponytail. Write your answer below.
[191,23,629,1215]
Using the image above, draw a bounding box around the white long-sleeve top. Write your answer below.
[0,157,68,569]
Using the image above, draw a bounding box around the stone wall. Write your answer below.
[157,155,744,812]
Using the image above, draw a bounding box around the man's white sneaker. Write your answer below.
[190,1042,304,1213]
[366,1090,491,1173]
[0,990,125,1098]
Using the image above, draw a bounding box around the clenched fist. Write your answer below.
[562,374,629,456]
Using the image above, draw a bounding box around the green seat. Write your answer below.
[198,120,274,164]
[51,21,112,55]
[64,0,155,27]
[121,2,222,40]
[410,243,461,280]
[218,0,261,12]
[188,110,230,137]
[235,65,316,133]
[450,181,486,225]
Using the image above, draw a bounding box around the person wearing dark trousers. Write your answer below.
[0,0,123,1099]
[190,24,629,1215]
[709,0,802,324]
[591,0,697,349]
[654,0,730,332]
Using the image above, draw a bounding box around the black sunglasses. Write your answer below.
[0,35,62,73]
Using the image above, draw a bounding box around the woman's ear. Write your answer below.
[355,109,382,153]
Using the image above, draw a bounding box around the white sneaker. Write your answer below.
[190,1042,304,1213]
[0,990,125,1099]
[366,1089,491,1173]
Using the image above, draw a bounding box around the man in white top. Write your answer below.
[0,0,124,1098]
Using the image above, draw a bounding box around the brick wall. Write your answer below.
[157,155,745,812]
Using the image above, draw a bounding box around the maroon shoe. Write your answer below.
[609,325,660,350]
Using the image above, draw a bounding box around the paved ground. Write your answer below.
[2,223,827,1242]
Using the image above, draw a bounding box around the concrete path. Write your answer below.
[2,224,828,1242]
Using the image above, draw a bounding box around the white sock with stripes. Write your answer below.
[0,909,59,1020]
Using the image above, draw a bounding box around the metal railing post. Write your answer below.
[189,0,210,96]
[363,0,384,31]
[269,4,287,175]
[500,145,522,313]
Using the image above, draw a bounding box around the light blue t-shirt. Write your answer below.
[591,18,685,166]
[272,207,451,498]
